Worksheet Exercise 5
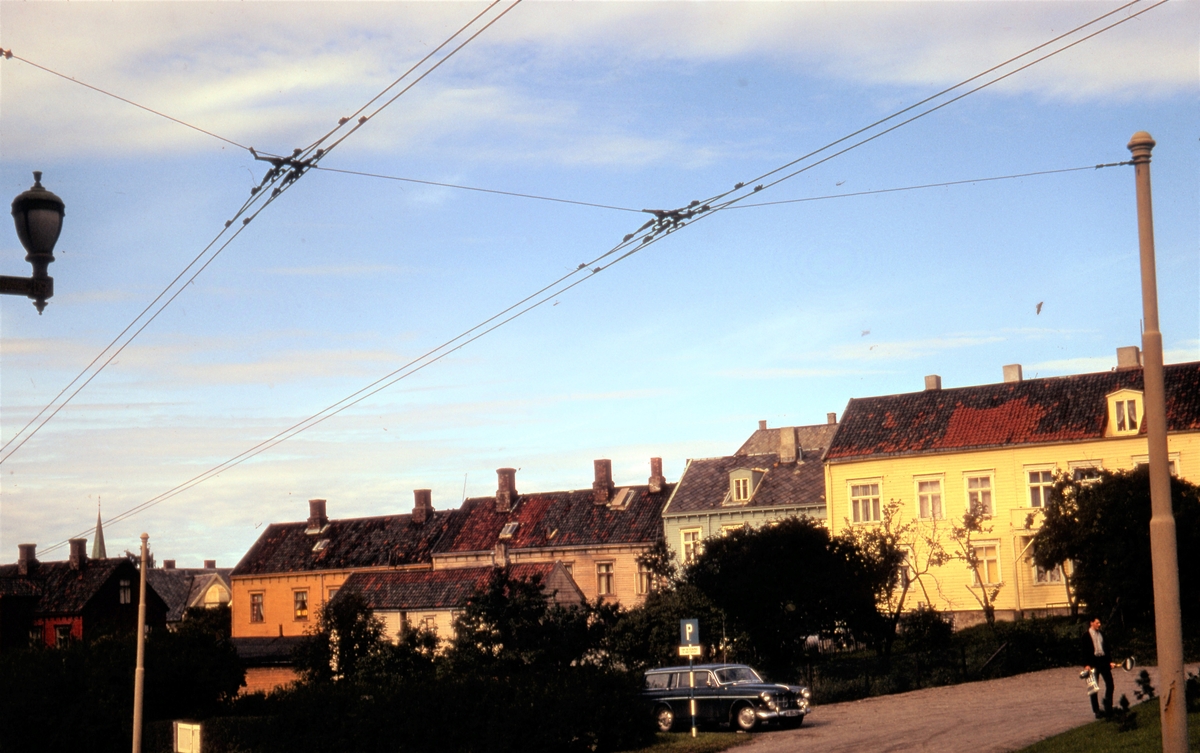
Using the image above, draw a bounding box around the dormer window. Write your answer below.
[726,468,764,506]
[499,522,519,539]
[1106,389,1144,437]
[733,477,750,501]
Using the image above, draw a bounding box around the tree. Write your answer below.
[844,499,951,656]
[608,582,734,671]
[293,592,388,683]
[683,517,882,680]
[1032,467,1200,629]
[447,569,621,674]
[949,507,1003,632]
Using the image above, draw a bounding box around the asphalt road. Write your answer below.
[741,663,1198,753]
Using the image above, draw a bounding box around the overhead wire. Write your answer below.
[0,1,523,467]
[33,0,1160,552]
[0,48,249,151]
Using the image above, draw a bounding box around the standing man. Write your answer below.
[1083,617,1116,719]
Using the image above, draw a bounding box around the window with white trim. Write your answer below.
[964,473,993,516]
[849,481,882,523]
[972,543,1001,585]
[1021,535,1063,584]
[1132,453,1179,476]
[1027,468,1055,508]
[596,562,615,596]
[119,579,132,605]
[1106,389,1144,436]
[1069,461,1103,484]
[293,590,309,621]
[637,561,654,595]
[250,592,264,623]
[681,529,703,564]
[916,478,943,520]
[733,477,750,502]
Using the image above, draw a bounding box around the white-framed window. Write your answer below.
[499,522,519,539]
[733,477,750,502]
[849,481,882,523]
[293,590,309,621]
[916,477,943,520]
[1131,453,1179,476]
[972,542,1001,585]
[1026,467,1056,508]
[596,562,615,596]
[1035,562,1064,584]
[250,592,264,623]
[55,624,72,648]
[421,614,437,634]
[119,579,132,605]
[637,561,654,595]
[1106,389,1144,436]
[681,529,703,564]
[964,473,993,517]
[1069,461,1103,484]
[561,562,574,577]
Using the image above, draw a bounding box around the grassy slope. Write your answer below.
[1019,700,1200,753]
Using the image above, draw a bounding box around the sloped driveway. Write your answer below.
[742,663,1197,753]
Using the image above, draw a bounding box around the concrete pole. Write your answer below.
[1127,131,1188,753]
[132,533,149,753]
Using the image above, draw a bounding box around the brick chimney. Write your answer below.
[827,412,837,425]
[758,419,767,430]
[496,468,517,513]
[779,427,798,464]
[924,375,942,391]
[17,544,36,576]
[649,457,666,494]
[1003,364,1023,383]
[163,560,176,569]
[68,539,87,571]
[1117,346,1142,369]
[493,540,509,568]
[306,499,329,533]
[203,560,216,569]
[412,489,433,525]
[593,459,614,505]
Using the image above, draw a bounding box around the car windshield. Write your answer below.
[715,667,762,684]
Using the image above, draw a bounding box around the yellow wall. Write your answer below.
[825,432,1199,623]
[433,543,654,606]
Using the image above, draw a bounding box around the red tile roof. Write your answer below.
[232,510,461,576]
[435,484,671,555]
[826,362,1200,461]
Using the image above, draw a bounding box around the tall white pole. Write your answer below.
[1128,132,1188,753]
[132,533,148,753]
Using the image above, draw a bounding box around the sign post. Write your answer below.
[679,619,700,738]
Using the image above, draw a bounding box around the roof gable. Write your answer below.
[827,361,1200,461]
[0,558,165,616]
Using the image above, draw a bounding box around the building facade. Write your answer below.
[824,349,1200,625]
[662,419,837,568]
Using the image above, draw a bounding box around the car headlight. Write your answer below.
[759,692,779,711]
[801,688,812,699]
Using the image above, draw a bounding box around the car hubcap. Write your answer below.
[657,708,673,731]
[737,706,756,729]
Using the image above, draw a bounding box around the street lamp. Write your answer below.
[1,171,65,314]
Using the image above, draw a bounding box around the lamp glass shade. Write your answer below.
[13,206,63,258]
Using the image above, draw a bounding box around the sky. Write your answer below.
[0,0,1196,569]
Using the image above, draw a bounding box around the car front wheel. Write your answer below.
[733,704,758,732]
[655,705,675,733]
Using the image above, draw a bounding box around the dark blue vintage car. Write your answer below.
[642,663,811,732]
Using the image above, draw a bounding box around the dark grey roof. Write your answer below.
[146,567,233,622]
[737,423,838,457]
[664,453,826,516]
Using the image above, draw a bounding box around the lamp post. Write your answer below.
[1128,131,1188,753]
[1,171,65,314]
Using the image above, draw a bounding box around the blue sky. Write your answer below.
[1,1,1196,568]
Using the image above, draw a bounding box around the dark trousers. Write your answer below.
[1090,663,1114,716]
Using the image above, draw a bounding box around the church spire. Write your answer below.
[90,501,107,559]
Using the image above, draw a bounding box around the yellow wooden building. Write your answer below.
[824,349,1200,626]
